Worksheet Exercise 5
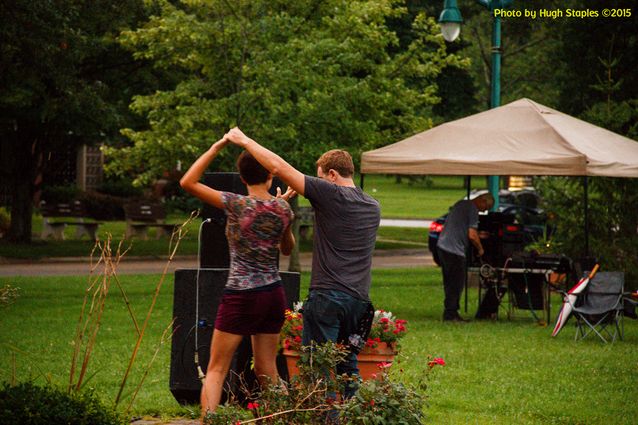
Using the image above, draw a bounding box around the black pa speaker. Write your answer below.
[200,172,286,268]
[169,268,300,405]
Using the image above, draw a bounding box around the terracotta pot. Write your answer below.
[357,342,397,380]
[282,342,397,381]
[283,348,301,378]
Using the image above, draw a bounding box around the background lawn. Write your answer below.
[1,267,636,424]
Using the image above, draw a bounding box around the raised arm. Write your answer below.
[179,138,228,209]
[225,127,306,196]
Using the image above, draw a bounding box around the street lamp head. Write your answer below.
[439,0,463,42]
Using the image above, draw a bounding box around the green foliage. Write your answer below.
[107,0,467,185]
[536,176,638,288]
[0,382,126,425]
[79,191,128,221]
[338,369,428,425]
[203,404,253,425]
[97,178,144,199]
[0,0,162,242]
[40,185,81,204]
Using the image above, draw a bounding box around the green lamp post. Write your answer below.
[439,0,514,210]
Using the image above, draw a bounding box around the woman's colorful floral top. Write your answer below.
[222,192,293,290]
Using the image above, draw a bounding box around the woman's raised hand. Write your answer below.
[212,136,229,151]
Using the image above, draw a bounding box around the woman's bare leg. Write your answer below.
[201,329,243,421]
[250,333,281,388]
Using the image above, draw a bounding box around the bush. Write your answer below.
[40,185,80,203]
[96,177,144,198]
[164,192,202,215]
[0,382,126,425]
[79,191,128,221]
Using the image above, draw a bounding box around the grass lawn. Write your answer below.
[1,268,636,424]
[297,174,469,219]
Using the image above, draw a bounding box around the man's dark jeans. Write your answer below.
[302,289,369,398]
[438,247,467,318]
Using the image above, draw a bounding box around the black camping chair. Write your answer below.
[570,271,625,343]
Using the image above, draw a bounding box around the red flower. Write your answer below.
[369,399,375,406]
[247,402,259,410]
[428,357,446,368]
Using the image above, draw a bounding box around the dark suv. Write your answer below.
[428,189,549,267]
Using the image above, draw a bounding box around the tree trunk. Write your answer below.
[6,135,38,243]
[8,179,34,243]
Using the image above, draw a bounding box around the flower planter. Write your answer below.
[283,342,397,381]
[357,342,397,379]
[282,348,301,378]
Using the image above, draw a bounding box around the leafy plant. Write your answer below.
[0,382,126,425]
[338,356,445,425]
[203,342,440,425]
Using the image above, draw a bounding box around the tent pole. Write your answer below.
[465,176,471,313]
[583,176,589,257]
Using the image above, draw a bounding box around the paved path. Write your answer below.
[0,249,433,277]
[380,218,432,228]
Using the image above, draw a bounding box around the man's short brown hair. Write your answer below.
[236,151,270,185]
[316,149,355,178]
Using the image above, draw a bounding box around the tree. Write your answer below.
[105,0,468,184]
[0,0,159,242]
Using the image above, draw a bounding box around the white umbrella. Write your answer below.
[551,264,600,337]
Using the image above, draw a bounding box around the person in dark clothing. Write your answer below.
[437,193,494,321]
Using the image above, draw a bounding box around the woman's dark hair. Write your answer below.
[236,151,270,185]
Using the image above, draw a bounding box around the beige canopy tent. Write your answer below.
[361,98,638,177]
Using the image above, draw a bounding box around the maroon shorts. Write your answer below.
[214,282,287,335]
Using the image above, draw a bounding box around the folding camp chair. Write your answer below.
[570,271,625,343]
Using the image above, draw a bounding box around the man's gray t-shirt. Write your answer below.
[304,176,381,300]
[437,200,478,257]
